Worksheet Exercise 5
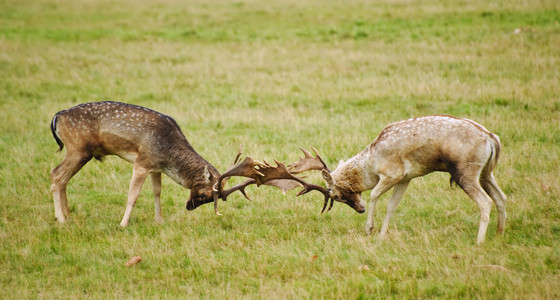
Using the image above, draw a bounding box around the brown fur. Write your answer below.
[50,101,220,226]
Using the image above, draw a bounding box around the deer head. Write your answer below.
[185,146,263,214]
[287,148,366,213]
[320,168,366,214]
[185,165,220,211]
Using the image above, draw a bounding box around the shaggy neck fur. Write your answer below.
[331,149,378,193]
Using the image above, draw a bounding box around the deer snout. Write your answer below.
[186,191,214,211]
[340,200,366,213]
[355,203,366,214]
[186,200,197,211]
[346,194,366,213]
[186,198,207,211]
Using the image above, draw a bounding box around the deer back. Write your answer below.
[51,101,219,188]
[337,115,500,188]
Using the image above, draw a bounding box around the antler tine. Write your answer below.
[295,180,332,214]
[222,144,247,183]
[311,147,331,173]
[232,144,244,166]
[288,147,331,174]
[300,148,314,159]
[215,144,247,204]
[220,179,256,202]
[214,157,265,192]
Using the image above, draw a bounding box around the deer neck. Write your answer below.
[163,143,219,189]
[332,151,376,193]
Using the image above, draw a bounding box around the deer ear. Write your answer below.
[321,169,334,186]
[337,159,345,168]
[203,166,211,183]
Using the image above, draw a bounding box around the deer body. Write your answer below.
[321,115,507,243]
[50,101,220,226]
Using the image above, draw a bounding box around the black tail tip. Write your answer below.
[51,114,64,152]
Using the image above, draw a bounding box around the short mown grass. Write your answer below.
[1,0,559,298]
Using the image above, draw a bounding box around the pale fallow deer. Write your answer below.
[50,101,285,226]
[285,115,507,244]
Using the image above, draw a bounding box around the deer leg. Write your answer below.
[50,153,91,223]
[481,172,507,234]
[120,165,150,227]
[151,172,163,223]
[379,181,410,238]
[60,186,70,216]
[365,176,400,236]
[365,192,380,235]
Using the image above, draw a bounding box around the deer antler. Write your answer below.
[218,160,305,200]
[219,145,246,184]
[219,179,256,202]
[286,147,336,213]
[213,145,305,215]
[219,178,303,202]
[213,146,334,215]
[288,147,331,174]
[213,155,266,215]
[257,160,333,214]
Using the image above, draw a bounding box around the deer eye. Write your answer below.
[200,193,206,199]
[334,195,339,201]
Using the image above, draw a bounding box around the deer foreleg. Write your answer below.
[365,192,380,235]
[120,166,150,227]
[365,176,400,236]
[151,172,163,223]
[379,181,410,238]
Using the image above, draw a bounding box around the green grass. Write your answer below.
[1,0,559,298]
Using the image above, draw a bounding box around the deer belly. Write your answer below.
[401,157,437,180]
[91,144,139,163]
[97,132,140,163]
[115,151,138,163]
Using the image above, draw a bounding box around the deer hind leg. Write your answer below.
[50,152,92,223]
[150,172,164,223]
[120,165,150,227]
[480,171,507,234]
[455,169,494,244]
[365,175,402,236]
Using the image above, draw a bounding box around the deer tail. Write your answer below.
[485,133,501,173]
[51,114,64,152]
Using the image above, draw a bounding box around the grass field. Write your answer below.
[1,0,559,298]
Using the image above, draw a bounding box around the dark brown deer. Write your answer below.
[50,101,268,226]
[289,116,507,243]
